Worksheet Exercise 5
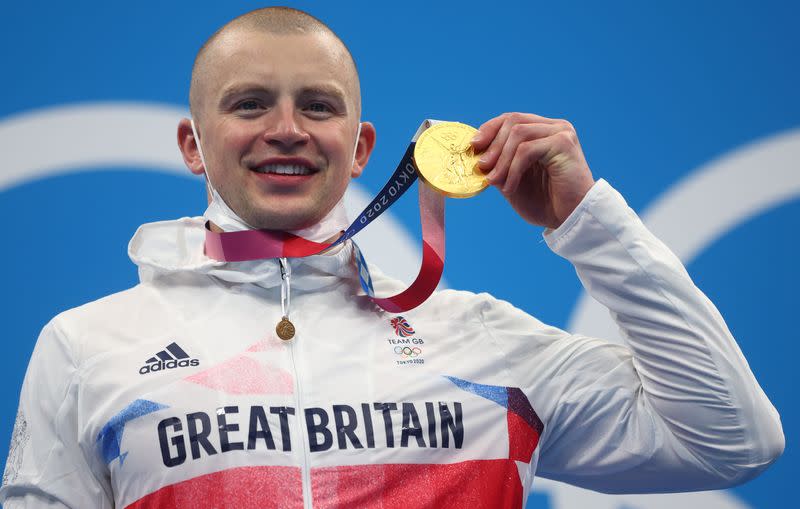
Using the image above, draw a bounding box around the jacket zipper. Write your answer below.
[281,258,313,508]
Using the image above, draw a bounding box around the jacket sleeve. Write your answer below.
[481,179,784,494]
[0,319,113,508]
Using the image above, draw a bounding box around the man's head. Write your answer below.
[178,7,376,230]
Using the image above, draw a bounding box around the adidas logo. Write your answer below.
[139,342,200,375]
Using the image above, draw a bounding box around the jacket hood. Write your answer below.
[128,217,358,291]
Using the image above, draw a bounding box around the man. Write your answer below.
[0,7,783,509]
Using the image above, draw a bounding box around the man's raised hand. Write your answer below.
[471,112,596,230]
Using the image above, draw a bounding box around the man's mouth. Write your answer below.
[252,164,316,176]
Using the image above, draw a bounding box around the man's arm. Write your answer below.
[472,113,784,492]
[0,319,113,508]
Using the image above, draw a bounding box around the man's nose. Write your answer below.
[263,103,310,149]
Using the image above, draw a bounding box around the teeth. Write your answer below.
[255,164,313,175]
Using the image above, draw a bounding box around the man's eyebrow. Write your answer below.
[217,83,348,107]
[297,84,347,99]
[218,83,275,102]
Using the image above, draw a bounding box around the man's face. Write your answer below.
[192,31,366,230]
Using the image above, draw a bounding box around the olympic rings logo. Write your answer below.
[394,346,422,358]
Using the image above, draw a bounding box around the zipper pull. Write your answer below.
[277,258,295,341]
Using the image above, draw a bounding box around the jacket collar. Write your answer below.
[128,217,357,291]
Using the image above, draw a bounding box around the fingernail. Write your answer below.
[471,134,481,144]
[479,156,488,166]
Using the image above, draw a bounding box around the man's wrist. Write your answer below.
[544,179,605,244]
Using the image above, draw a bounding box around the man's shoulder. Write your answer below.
[426,287,495,312]
[55,283,150,323]
[47,283,174,365]
[369,266,539,326]
[368,268,496,321]
[419,287,529,324]
[422,287,562,336]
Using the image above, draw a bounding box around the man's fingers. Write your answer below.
[502,138,550,195]
[476,115,519,172]
[476,113,565,173]
[488,123,561,184]
[470,115,505,151]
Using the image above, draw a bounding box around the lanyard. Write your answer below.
[204,141,446,313]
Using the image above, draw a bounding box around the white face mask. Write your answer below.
[190,119,361,242]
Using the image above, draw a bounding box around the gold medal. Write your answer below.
[413,122,488,198]
[276,316,295,341]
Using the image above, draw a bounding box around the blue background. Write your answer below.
[1,1,797,507]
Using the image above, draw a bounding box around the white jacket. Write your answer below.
[0,180,784,508]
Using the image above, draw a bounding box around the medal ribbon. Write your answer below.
[204,142,446,313]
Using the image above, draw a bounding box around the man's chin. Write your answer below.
[240,193,344,233]
[244,210,325,232]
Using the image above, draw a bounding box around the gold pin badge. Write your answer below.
[276,316,295,341]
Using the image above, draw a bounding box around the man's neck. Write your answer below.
[208,220,344,246]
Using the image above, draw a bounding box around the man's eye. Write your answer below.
[306,102,331,113]
[236,100,261,111]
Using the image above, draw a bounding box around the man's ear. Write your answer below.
[177,118,205,176]
[351,121,376,179]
